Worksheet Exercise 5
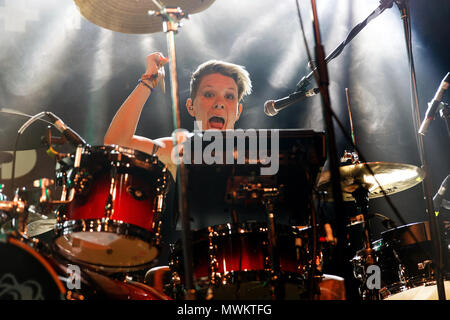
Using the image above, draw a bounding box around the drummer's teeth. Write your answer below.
[209,116,225,124]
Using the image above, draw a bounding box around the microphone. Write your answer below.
[433,174,449,210]
[418,72,450,136]
[264,87,319,117]
[45,112,86,146]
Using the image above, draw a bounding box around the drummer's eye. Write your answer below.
[204,91,214,98]
[225,93,235,100]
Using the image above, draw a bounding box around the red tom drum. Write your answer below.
[54,145,171,272]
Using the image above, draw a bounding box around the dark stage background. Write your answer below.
[0,0,449,242]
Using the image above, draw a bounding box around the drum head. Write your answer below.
[383,281,450,300]
[0,237,65,300]
[54,226,159,271]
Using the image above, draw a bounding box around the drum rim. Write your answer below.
[381,221,431,246]
[53,218,161,272]
[54,218,160,242]
[61,144,175,186]
[83,144,167,172]
[191,221,303,238]
[194,270,306,286]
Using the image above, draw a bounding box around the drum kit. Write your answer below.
[0,0,449,301]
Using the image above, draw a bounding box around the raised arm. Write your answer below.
[104,52,168,154]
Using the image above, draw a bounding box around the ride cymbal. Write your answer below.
[317,162,425,202]
[73,0,216,34]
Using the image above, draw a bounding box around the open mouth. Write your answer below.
[208,116,225,129]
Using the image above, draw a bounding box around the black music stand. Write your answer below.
[178,129,326,230]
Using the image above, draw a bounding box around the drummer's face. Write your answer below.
[186,73,242,130]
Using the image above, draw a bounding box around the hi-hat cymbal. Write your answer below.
[73,0,216,34]
[26,219,57,237]
[317,162,425,202]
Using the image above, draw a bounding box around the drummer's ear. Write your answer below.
[236,103,243,119]
[186,98,195,117]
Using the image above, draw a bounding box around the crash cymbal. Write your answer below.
[73,0,216,34]
[317,162,425,202]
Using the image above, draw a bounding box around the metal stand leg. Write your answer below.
[263,194,284,300]
[150,3,195,300]
[352,186,379,300]
[396,0,446,300]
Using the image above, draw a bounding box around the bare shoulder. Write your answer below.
[153,137,177,179]
[154,136,174,149]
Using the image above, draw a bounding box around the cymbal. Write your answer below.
[317,162,425,202]
[26,218,57,237]
[73,0,216,34]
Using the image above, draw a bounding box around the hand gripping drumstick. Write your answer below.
[142,56,169,93]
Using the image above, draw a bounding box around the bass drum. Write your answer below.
[0,235,66,300]
[0,234,172,300]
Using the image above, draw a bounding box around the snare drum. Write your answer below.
[53,145,171,272]
[169,222,310,300]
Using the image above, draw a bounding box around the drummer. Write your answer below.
[104,52,253,178]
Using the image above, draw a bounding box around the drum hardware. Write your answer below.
[296,0,447,299]
[262,186,283,300]
[350,185,379,299]
[148,1,196,300]
[0,179,63,238]
[340,150,360,165]
[438,102,450,137]
[396,0,447,300]
[294,2,404,294]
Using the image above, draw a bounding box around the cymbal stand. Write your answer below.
[396,0,446,300]
[439,102,450,138]
[351,186,378,300]
[261,187,284,300]
[149,1,195,300]
[308,0,348,296]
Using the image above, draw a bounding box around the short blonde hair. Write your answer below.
[190,60,252,102]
